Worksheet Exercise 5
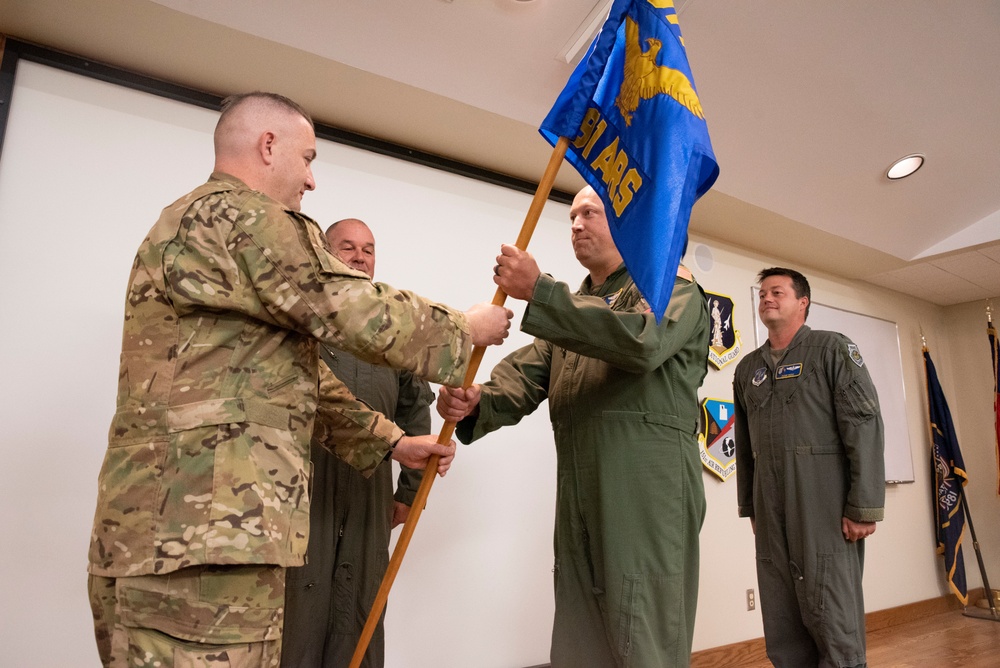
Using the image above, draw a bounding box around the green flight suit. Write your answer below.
[282,346,431,668]
[457,265,709,668]
[733,325,885,668]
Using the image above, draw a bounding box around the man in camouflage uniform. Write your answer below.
[437,187,710,668]
[86,92,512,667]
[733,267,885,668]
[281,219,434,668]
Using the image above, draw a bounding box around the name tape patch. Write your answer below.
[776,363,802,380]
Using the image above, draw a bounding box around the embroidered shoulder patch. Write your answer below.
[847,343,864,368]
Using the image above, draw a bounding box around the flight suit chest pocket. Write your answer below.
[743,375,771,411]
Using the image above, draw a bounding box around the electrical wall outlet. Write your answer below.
[746,588,756,611]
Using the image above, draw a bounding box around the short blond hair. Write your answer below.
[218,92,311,127]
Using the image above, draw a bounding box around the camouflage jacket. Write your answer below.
[89,172,470,577]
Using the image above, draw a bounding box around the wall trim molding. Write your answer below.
[688,588,983,667]
[522,589,984,668]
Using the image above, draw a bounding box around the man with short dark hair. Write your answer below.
[734,267,885,668]
[86,92,512,667]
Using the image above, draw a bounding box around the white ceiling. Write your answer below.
[4,0,1000,305]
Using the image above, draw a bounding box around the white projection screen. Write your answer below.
[0,58,581,667]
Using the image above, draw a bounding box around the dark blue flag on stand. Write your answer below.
[989,314,999,495]
[923,347,969,605]
[540,0,719,321]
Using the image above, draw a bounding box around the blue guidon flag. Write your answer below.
[540,0,719,321]
[923,347,969,605]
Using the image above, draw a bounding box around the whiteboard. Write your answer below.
[751,288,915,483]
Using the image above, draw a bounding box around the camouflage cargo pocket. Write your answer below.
[117,565,285,645]
[123,625,279,668]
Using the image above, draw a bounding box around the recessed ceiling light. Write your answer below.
[886,154,924,180]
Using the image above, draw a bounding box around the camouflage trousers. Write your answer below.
[88,564,285,667]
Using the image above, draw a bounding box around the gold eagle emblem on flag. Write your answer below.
[614,15,705,126]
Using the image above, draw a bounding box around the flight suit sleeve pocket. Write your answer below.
[837,378,879,425]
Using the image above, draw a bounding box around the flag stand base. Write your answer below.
[962,605,1000,622]
[957,493,999,623]
[963,588,1000,622]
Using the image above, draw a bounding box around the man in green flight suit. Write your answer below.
[437,186,710,668]
[86,92,512,667]
[281,218,433,668]
[733,267,885,668]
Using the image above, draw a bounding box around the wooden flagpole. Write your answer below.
[347,137,570,668]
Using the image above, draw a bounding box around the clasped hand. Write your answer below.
[492,244,541,301]
[392,434,456,476]
[437,384,482,423]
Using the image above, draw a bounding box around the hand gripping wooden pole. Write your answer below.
[348,137,569,667]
